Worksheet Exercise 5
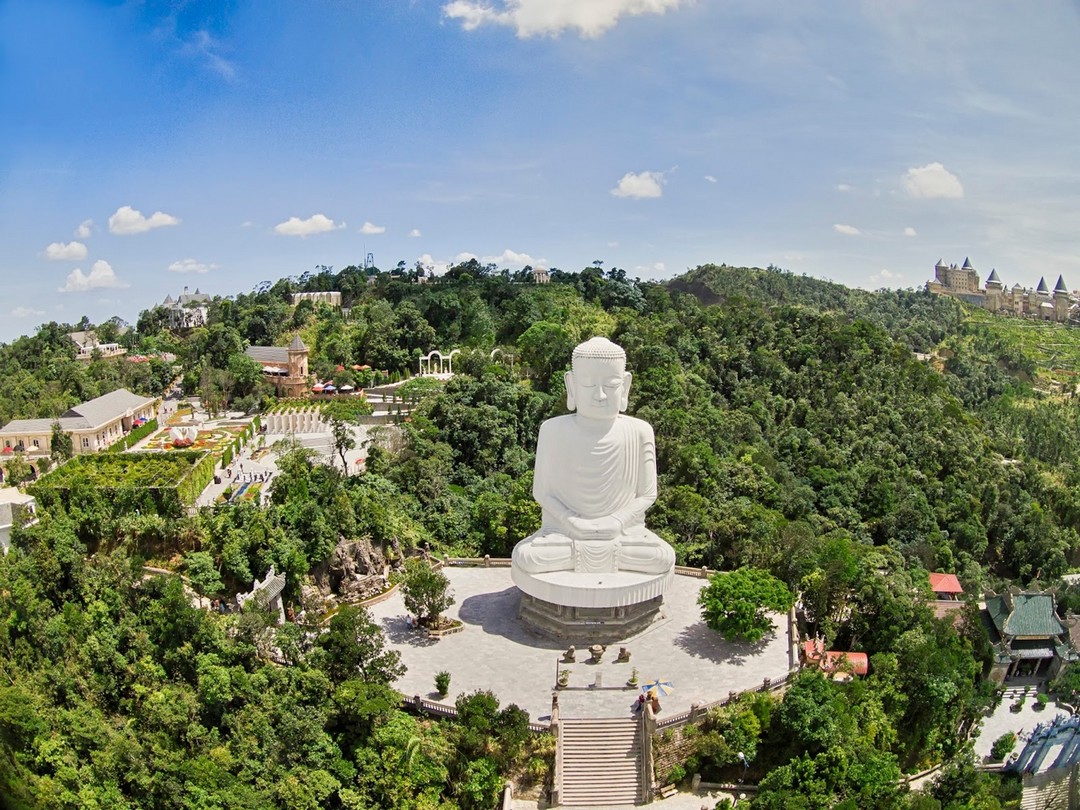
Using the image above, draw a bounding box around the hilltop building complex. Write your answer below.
[162,287,211,330]
[927,258,1075,323]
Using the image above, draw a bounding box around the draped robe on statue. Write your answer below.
[512,413,675,575]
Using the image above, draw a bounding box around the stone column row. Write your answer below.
[265,408,328,434]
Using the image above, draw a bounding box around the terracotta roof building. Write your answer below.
[801,639,869,681]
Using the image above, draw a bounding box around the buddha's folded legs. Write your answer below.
[512,533,574,574]
[614,528,676,574]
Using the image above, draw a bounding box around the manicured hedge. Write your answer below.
[31,449,213,514]
[104,419,160,453]
[176,451,217,505]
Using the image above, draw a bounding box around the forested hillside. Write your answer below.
[3,260,1075,807]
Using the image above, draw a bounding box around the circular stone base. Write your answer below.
[517,592,665,643]
[512,566,675,643]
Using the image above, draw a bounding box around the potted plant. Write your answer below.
[1036,693,1050,710]
[627,667,639,688]
[557,669,570,688]
[434,670,451,698]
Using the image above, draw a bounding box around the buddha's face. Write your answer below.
[566,356,631,421]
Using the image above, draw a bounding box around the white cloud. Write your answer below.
[443,0,685,38]
[903,162,964,199]
[273,214,344,237]
[904,226,917,237]
[182,30,236,80]
[108,205,181,235]
[416,253,453,275]
[704,175,717,184]
[58,260,129,292]
[408,228,422,238]
[168,258,217,274]
[611,170,665,199]
[833,223,861,236]
[870,268,903,286]
[482,248,547,268]
[241,220,255,228]
[359,221,386,235]
[74,219,92,238]
[42,241,88,261]
[11,306,44,318]
[836,183,852,192]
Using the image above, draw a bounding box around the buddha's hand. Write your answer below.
[567,515,623,541]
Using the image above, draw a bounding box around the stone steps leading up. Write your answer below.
[559,717,641,807]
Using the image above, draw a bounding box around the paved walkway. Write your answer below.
[971,689,1068,763]
[368,567,793,724]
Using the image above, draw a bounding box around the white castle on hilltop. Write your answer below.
[927,258,1076,323]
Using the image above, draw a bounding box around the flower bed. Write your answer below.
[141,424,249,454]
[240,482,262,502]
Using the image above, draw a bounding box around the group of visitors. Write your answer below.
[230,470,270,485]
[225,462,271,485]
[635,691,661,713]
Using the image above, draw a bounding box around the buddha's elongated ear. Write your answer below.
[620,371,632,411]
[565,370,576,411]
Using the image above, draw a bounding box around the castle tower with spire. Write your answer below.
[1054,275,1070,322]
[284,335,310,397]
[985,268,1003,311]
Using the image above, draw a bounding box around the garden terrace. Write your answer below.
[31,449,216,515]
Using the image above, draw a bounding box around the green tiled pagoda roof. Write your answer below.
[989,593,1065,638]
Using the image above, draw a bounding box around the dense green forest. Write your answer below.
[6,260,1078,807]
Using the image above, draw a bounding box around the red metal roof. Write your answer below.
[802,639,868,677]
[929,572,964,594]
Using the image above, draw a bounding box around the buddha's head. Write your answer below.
[565,337,631,421]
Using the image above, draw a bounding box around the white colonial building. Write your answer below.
[68,329,127,360]
[162,287,211,329]
[291,291,342,307]
[0,389,159,479]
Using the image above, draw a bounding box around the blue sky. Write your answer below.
[3,0,1080,341]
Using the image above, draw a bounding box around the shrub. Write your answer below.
[435,670,451,697]
[991,732,1017,761]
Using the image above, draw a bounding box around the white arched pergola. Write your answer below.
[419,349,461,377]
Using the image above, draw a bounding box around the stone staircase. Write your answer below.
[1019,770,1070,810]
[558,717,642,807]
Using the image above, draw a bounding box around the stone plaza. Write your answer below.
[369,566,794,723]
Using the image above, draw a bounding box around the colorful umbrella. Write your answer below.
[640,679,674,697]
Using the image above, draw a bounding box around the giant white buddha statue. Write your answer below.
[512,337,676,579]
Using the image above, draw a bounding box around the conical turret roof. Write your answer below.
[987,269,1001,283]
[935,258,947,268]
[288,335,307,351]
[1055,275,1069,293]
[1037,277,1050,293]
[962,257,973,269]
